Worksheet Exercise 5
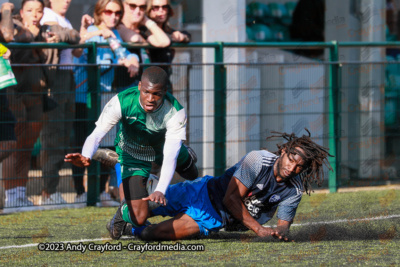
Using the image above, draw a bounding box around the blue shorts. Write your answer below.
[152,176,224,236]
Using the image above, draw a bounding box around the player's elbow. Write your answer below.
[222,195,234,210]
[140,226,153,241]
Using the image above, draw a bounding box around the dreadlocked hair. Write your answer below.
[266,129,334,195]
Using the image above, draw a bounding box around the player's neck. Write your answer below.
[273,157,285,183]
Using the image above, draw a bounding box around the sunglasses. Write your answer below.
[126,3,147,11]
[151,5,169,11]
[103,9,122,17]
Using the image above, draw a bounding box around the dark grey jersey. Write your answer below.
[207,150,304,229]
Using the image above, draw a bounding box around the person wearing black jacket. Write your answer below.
[143,0,190,93]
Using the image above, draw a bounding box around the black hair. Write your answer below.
[141,66,168,89]
[267,128,334,195]
[21,0,45,9]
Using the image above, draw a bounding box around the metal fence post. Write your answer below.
[329,41,339,193]
[214,42,226,176]
[87,42,100,206]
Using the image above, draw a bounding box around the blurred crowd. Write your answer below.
[0,0,190,210]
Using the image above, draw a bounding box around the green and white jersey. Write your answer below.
[95,86,187,162]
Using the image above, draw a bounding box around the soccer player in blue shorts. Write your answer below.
[108,130,333,241]
[65,66,198,238]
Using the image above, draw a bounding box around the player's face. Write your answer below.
[149,0,169,24]
[139,79,166,112]
[275,147,306,182]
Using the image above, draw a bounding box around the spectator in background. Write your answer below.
[39,0,81,205]
[0,93,16,166]
[289,0,325,58]
[71,14,94,204]
[386,0,400,58]
[0,1,29,210]
[0,4,17,208]
[145,0,190,93]
[116,0,170,92]
[0,43,16,168]
[73,0,140,206]
[2,0,79,209]
[0,43,16,210]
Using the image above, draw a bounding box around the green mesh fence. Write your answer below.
[1,42,400,211]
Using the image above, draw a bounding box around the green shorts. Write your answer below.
[116,144,190,180]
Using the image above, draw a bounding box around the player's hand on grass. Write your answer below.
[142,191,167,206]
[255,226,273,237]
[270,227,293,242]
[65,153,91,167]
[256,226,293,242]
[255,226,275,238]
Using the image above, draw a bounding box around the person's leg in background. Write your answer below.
[40,70,75,204]
[0,94,16,162]
[3,81,43,208]
[0,93,17,209]
[72,102,88,203]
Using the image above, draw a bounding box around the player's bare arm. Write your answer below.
[223,176,276,238]
[224,176,294,242]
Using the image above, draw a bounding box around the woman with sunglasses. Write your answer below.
[74,0,140,206]
[118,0,170,47]
[75,0,140,98]
[144,0,191,93]
[78,0,139,77]
[2,0,80,210]
[112,0,170,92]
[147,0,190,43]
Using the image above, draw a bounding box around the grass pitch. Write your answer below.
[0,189,399,266]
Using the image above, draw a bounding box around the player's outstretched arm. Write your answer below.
[223,177,275,238]
[64,153,91,168]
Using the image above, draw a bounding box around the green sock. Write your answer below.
[121,203,139,227]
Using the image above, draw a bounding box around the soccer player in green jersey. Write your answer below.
[65,66,198,236]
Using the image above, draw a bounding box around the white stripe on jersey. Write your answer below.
[262,155,277,166]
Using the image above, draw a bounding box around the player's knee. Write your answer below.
[129,209,148,226]
[140,225,154,241]
[136,215,148,226]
